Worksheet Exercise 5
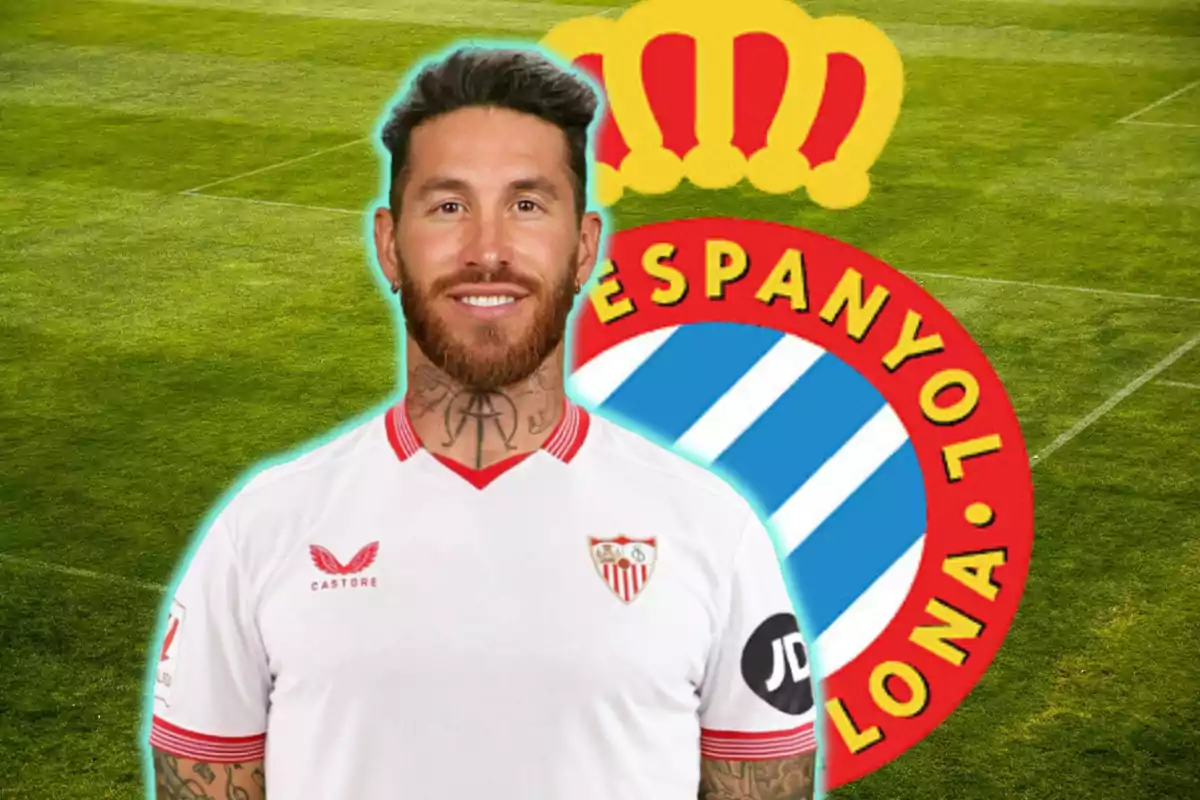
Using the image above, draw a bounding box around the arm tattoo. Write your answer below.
[225,765,250,800]
[153,751,214,800]
[699,752,816,800]
[152,750,265,800]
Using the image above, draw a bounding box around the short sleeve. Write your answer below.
[148,515,271,763]
[698,510,817,760]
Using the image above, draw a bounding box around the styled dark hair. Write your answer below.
[380,46,600,219]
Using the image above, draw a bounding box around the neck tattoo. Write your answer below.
[407,364,562,469]
[442,389,519,466]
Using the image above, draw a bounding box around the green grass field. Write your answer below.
[1,0,1198,798]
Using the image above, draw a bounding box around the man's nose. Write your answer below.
[463,211,514,269]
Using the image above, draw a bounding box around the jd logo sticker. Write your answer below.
[542,0,1035,792]
[742,613,815,716]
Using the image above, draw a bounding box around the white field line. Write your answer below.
[172,2,617,199]
[105,0,619,31]
[181,191,362,216]
[1122,120,1200,129]
[0,553,166,592]
[1159,379,1200,390]
[181,137,368,194]
[1029,332,1200,465]
[907,270,1200,304]
[1116,79,1200,124]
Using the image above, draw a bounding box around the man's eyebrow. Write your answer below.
[413,176,471,198]
[412,175,561,200]
[510,177,559,198]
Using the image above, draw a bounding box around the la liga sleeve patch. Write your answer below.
[153,599,186,708]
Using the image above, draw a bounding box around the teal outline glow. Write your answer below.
[137,37,615,797]
[135,35,828,796]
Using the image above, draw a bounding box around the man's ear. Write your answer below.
[373,206,400,289]
[575,210,604,290]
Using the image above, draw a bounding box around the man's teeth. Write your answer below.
[460,296,516,307]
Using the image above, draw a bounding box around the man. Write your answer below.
[146,46,818,799]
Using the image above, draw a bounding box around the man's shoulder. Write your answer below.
[586,413,755,519]
[219,408,389,521]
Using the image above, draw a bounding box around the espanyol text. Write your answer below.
[588,234,1005,487]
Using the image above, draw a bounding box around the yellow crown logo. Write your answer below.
[541,0,903,209]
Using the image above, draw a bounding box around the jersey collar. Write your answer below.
[385,396,591,468]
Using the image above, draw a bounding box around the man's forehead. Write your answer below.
[405,110,572,193]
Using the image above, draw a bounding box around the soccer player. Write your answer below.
[147,46,818,800]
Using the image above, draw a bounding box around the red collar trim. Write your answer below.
[385,401,423,461]
[385,397,590,465]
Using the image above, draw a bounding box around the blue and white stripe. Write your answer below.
[570,323,927,676]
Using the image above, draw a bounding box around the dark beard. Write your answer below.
[398,261,577,392]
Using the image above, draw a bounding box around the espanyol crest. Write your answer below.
[567,218,1034,791]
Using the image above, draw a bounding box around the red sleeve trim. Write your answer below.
[700,722,817,760]
[150,716,266,763]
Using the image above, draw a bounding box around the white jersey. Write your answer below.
[149,399,817,798]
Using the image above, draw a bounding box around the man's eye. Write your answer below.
[437,201,462,213]
[516,199,540,212]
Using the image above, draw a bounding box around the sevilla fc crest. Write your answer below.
[590,536,657,603]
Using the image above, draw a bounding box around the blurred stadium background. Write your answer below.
[1,1,1197,798]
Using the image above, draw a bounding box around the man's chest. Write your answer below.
[256,496,721,706]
